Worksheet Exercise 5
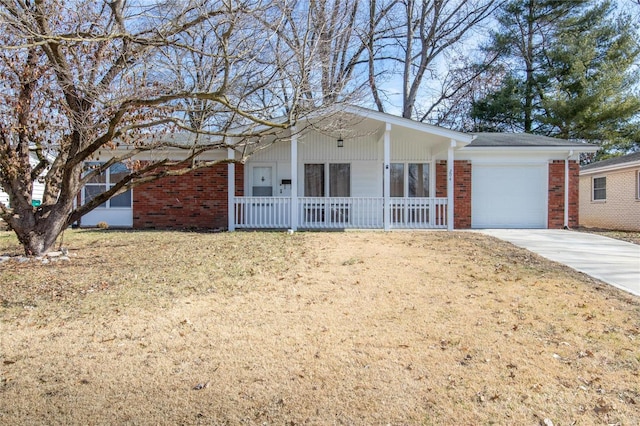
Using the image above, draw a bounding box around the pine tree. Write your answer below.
[471,0,640,153]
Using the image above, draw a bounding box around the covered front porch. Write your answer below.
[226,106,473,231]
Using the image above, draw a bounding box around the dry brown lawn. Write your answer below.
[577,227,640,246]
[1,230,639,425]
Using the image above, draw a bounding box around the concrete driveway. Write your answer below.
[477,229,640,297]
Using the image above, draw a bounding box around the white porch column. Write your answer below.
[447,140,456,231]
[383,123,391,231]
[290,127,298,231]
[227,147,235,231]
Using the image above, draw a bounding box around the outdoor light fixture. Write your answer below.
[337,137,344,148]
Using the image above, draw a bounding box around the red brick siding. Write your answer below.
[133,163,244,229]
[436,161,447,198]
[435,161,448,225]
[548,160,578,229]
[454,160,472,229]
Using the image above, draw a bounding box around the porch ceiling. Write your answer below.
[298,106,472,148]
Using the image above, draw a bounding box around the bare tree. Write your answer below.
[0,0,352,256]
[364,0,500,120]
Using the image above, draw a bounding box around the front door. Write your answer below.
[252,166,273,196]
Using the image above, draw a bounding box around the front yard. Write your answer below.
[1,230,638,424]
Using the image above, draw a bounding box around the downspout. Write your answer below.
[564,150,573,229]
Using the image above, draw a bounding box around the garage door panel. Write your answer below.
[472,164,547,228]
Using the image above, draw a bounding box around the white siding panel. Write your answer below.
[250,141,291,162]
[81,208,133,227]
[299,133,378,161]
[391,139,432,162]
[351,161,382,197]
[0,182,45,206]
[32,181,45,203]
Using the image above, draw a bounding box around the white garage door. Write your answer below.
[472,164,547,228]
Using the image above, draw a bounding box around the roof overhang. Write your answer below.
[460,145,599,153]
[341,105,475,145]
[580,160,640,175]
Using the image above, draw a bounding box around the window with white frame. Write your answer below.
[592,176,606,201]
[390,163,430,197]
[83,162,132,208]
[304,163,350,197]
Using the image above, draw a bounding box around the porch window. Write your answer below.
[83,162,132,208]
[304,163,351,196]
[304,163,351,223]
[409,163,429,197]
[304,164,325,196]
[593,176,606,201]
[329,163,351,197]
[390,163,404,197]
[389,163,430,197]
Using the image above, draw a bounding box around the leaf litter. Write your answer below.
[0,229,639,424]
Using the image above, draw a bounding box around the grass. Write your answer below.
[576,227,640,245]
[1,229,639,425]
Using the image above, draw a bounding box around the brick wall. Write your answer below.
[579,167,640,231]
[436,161,447,197]
[133,163,244,230]
[548,160,579,229]
[454,160,472,229]
[435,160,471,229]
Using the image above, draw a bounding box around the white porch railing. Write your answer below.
[234,197,291,228]
[299,197,384,229]
[233,197,447,229]
[390,197,448,229]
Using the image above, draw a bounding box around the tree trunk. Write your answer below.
[5,204,71,256]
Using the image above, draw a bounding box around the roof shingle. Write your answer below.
[470,132,596,148]
[581,151,640,171]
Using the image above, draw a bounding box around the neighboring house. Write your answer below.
[579,151,640,231]
[80,106,598,230]
[0,153,46,208]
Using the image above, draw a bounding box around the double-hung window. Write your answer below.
[304,163,351,197]
[592,176,606,201]
[83,162,132,208]
[304,163,351,223]
[389,163,430,197]
[389,163,431,224]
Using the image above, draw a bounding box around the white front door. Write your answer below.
[252,166,273,196]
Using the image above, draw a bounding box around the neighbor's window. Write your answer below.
[83,162,132,208]
[592,176,606,201]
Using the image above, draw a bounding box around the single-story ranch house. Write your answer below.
[579,151,640,231]
[79,106,598,231]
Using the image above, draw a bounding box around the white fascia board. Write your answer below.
[460,145,599,154]
[580,160,640,176]
[342,105,475,144]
